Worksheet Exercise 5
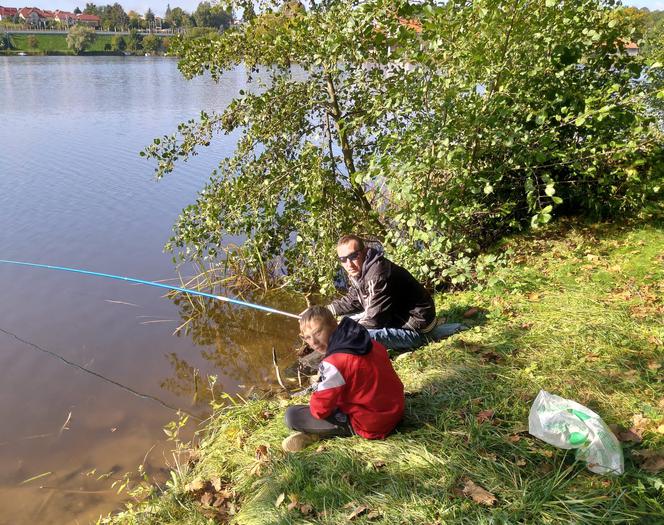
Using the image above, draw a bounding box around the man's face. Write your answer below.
[300,319,335,354]
[337,240,365,279]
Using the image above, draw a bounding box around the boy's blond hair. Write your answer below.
[299,305,337,330]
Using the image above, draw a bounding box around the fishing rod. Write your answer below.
[0,259,301,320]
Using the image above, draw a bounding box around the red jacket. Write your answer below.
[309,318,404,439]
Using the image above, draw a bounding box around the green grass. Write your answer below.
[103,217,664,525]
[3,33,161,54]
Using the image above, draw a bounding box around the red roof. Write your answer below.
[18,7,45,18]
[76,13,100,22]
[54,10,76,20]
[0,7,18,16]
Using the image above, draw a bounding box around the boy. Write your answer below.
[282,306,404,452]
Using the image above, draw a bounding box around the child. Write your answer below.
[282,306,405,452]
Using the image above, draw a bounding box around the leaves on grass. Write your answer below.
[476,410,495,424]
[609,424,643,444]
[185,477,238,518]
[347,504,369,520]
[507,434,522,443]
[463,307,479,318]
[460,478,497,506]
[371,460,387,470]
[632,449,664,474]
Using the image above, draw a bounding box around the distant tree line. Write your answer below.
[74,2,233,31]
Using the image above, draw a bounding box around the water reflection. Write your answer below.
[161,290,303,404]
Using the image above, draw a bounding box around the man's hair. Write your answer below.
[337,234,365,251]
[300,305,337,329]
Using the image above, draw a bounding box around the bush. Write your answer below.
[0,32,12,50]
[144,0,664,293]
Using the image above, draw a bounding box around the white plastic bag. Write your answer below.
[528,390,624,475]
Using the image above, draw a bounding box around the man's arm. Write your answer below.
[328,284,362,317]
[309,361,345,419]
[357,274,393,329]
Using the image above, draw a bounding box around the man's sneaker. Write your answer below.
[282,432,320,452]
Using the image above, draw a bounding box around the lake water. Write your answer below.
[0,56,301,524]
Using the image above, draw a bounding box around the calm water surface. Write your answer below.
[0,56,300,524]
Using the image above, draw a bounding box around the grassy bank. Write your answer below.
[1,33,167,55]
[104,216,663,524]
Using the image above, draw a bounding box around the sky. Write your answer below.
[1,0,663,18]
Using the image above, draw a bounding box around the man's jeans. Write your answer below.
[367,322,467,350]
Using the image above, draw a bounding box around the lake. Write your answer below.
[0,56,301,524]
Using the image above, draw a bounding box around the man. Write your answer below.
[282,306,404,452]
[327,234,438,349]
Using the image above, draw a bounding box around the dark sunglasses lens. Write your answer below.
[339,250,360,263]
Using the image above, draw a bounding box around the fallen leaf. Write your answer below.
[477,410,495,424]
[372,460,387,470]
[463,307,479,318]
[200,492,214,506]
[537,462,553,474]
[507,434,521,443]
[261,411,274,420]
[656,424,664,435]
[299,503,313,515]
[609,424,643,444]
[632,450,664,474]
[348,505,369,520]
[287,494,299,511]
[520,322,533,330]
[367,510,381,520]
[632,414,650,434]
[647,361,662,371]
[527,293,541,302]
[462,478,496,506]
[185,479,205,493]
[255,444,269,461]
[479,351,502,363]
[515,458,526,467]
[480,451,497,462]
[275,493,285,508]
[211,477,223,492]
[315,444,326,453]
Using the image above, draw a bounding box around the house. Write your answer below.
[18,7,45,27]
[625,42,639,57]
[76,13,100,28]
[0,6,18,21]
[54,10,77,27]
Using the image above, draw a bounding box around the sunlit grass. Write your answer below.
[103,216,664,525]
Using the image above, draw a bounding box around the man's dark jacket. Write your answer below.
[328,248,436,331]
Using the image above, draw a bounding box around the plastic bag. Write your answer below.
[528,390,624,475]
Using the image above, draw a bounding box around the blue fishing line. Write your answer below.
[0,259,301,320]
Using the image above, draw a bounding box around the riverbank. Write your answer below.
[0,33,169,55]
[104,215,663,524]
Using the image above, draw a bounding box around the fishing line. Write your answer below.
[0,327,203,422]
[0,259,301,320]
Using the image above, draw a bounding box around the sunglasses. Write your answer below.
[338,250,362,264]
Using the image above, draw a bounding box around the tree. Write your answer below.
[127,10,141,29]
[67,24,95,54]
[83,3,99,15]
[145,0,664,293]
[242,2,256,23]
[166,7,193,29]
[142,33,161,53]
[0,33,13,51]
[111,34,126,51]
[193,2,233,29]
[125,28,142,52]
[74,7,82,15]
[102,3,127,31]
